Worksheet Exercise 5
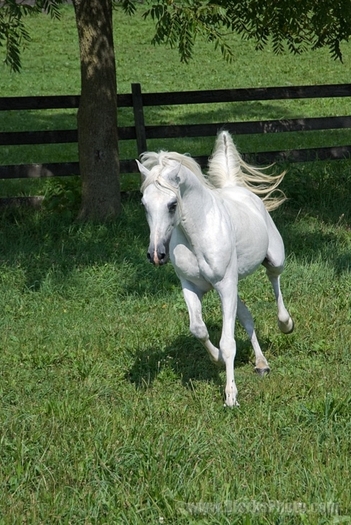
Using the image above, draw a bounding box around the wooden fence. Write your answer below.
[1,82,351,182]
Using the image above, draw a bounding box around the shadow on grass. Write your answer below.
[333,252,351,276]
[126,323,256,394]
[1,100,299,133]
[0,192,162,291]
[267,159,351,272]
[277,218,349,262]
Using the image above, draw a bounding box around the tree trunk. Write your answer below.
[73,0,120,221]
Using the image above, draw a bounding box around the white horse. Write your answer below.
[137,131,293,407]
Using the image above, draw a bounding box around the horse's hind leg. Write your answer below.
[237,296,270,375]
[266,266,294,334]
[263,216,294,334]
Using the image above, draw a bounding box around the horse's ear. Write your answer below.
[167,163,182,186]
[135,159,150,182]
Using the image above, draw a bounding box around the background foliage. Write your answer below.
[145,0,351,63]
[1,5,351,196]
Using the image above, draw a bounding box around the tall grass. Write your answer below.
[0,5,351,524]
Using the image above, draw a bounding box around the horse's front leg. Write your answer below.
[217,281,239,407]
[181,279,222,364]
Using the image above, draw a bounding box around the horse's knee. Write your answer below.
[265,263,284,279]
[189,322,208,342]
[219,337,236,363]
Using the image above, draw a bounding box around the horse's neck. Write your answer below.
[179,176,219,237]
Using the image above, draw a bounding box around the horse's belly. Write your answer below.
[236,221,269,279]
[219,192,270,278]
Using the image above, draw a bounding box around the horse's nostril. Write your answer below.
[147,252,151,260]
[159,252,166,260]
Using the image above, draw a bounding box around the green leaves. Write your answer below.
[113,0,137,16]
[143,0,351,63]
[144,1,195,63]
[2,0,351,71]
[0,0,62,72]
[143,0,234,63]
[0,5,30,72]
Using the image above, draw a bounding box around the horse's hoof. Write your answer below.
[278,318,294,334]
[255,366,270,377]
[224,399,240,408]
[224,390,240,407]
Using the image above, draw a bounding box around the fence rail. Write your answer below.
[1,83,351,181]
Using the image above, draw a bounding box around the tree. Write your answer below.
[72,0,120,221]
[1,0,134,222]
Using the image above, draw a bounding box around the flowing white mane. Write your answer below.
[140,150,214,193]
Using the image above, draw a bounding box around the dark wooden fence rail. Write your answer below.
[1,83,351,182]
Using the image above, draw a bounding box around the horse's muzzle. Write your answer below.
[147,246,169,266]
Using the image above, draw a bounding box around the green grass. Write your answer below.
[1,4,351,524]
[1,186,351,524]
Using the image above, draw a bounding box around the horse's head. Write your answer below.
[137,159,181,266]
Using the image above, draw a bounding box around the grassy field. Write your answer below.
[1,4,351,525]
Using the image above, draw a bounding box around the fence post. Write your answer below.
[132,83,147,156]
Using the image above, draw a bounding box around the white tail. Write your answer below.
[207,131,286,211]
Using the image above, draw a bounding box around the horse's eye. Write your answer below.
[168,201,177,213]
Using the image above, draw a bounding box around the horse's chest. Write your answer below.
[169,227,230,287]
[170,228,201,275]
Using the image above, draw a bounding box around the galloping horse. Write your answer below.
[137,131,293,406]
